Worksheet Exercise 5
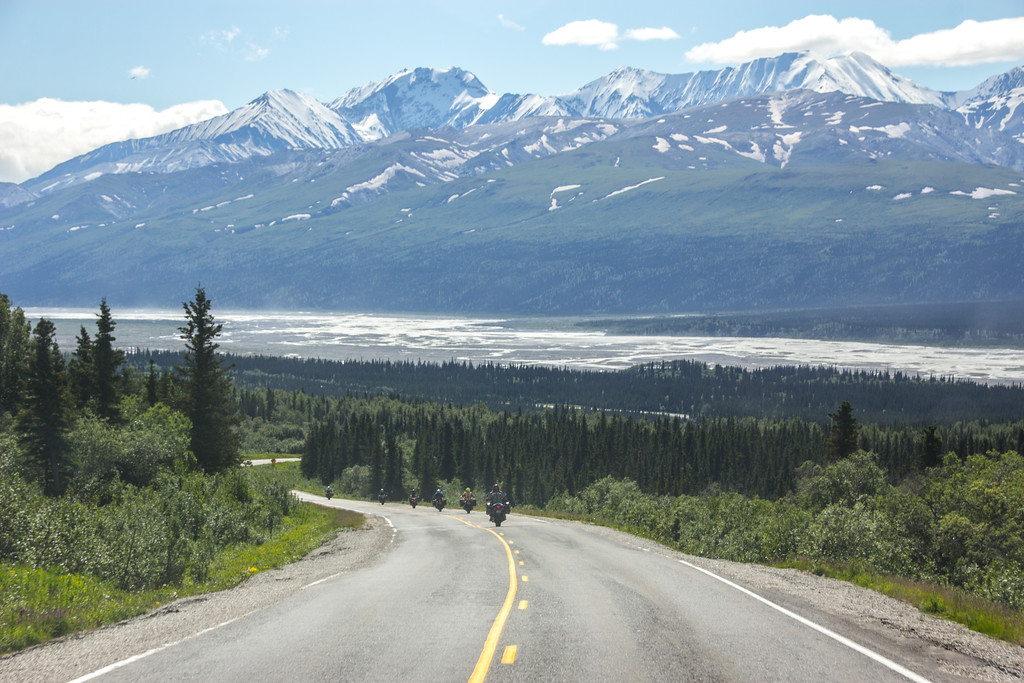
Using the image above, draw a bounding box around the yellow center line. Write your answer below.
[451,516,518,683]
[501,645,517,664]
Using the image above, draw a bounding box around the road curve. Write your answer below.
[3,493,1020,682]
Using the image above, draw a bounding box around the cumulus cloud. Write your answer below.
[129,65,151,80]
[543,20,679,51]
[0,99,228,184]
[544,20,621,50]
[686,15,1024,67]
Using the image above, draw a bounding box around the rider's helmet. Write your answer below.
[492,483,499,491]
[466,488,471,492]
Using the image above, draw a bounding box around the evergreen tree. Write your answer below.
[0,294,30,420]
[68,325,95,410]
[93,298,125,422]
[918,423,944,469]
[825,401,859,462]
[146,358,159,406]
[17,319,71,495]
[177,287,239,472]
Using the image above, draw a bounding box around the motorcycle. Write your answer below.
[409,495,418,508]
[490,501,507,527]
[378,492,388,505]
[461,497,476,514]
[433,496,446,511]
[325,488,334,500]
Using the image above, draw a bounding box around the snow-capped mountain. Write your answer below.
[14,51,1024,200]
[25,89,361,194]
[954,66,1024,144]
[328,66,501,138]
[4,68,1024,313]
[558,52,949,119]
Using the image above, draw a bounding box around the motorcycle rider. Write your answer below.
[485,483,508,519]
[432,488,445,505]
[378,488,387,503]
[462,487,474,504]
[325,485,333,499]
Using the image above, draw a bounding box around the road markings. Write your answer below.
[67,612,255,682]
[677,559,933,683]
[463,521,518,683]
[522,575,529,582]
[518,600,528,610]
[502,645,517,664]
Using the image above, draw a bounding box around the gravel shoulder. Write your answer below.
[3,507,1023,682]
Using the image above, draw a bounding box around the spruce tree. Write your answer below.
[825,400,859,462]
[917,424,944,469]
[177,287,240,473]
[68,325,95,410]
[17,319,71,495]
[146,358,159,406]
[0,294,30,420]
[93,298,125,422]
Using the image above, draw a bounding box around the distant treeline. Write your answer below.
[229,384,1024,503]
[128,350,1024,425]
[576,300,1024,347]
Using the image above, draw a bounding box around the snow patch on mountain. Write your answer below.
[332,163,427,206]
[549,184,582,210]
[600,177,664,201]
[951,187,1017,199]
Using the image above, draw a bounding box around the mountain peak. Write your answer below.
[330,66,498,137]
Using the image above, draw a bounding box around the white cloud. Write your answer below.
[686,15,1024,67]
[245,44,270,61]
[544,20,621,50]
[202,25,241,51]
[498,14,524,31]
[129,65,151,80]
[625,26,681,42]
[542,20,680,51]
[0,98,228,184]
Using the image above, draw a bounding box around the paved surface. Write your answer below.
[3,494,1023,682]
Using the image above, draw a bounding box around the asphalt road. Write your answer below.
[44,492,971,682]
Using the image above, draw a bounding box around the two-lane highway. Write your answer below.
[10,493,1011,682]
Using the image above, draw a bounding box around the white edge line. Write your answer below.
[66,613,248,683]
[74,498,399,681]
[677,559,932,683]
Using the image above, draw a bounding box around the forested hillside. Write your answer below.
[133,349,1024,425]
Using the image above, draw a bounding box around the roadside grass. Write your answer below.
[0,494,363,655]
[779,559,1024,646]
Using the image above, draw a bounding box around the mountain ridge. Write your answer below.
[18,51,1023,197]
[2,52,1023,315]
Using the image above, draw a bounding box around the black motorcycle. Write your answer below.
[433,496,446,511]
[490,501,507,527]
[325,488,334,500]
[378,492,388,505]
[461,496,476,514]
[409,495,418,508]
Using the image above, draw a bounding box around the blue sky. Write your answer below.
[1,0,1023,183]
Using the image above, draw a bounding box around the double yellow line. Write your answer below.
[454,519,517,683]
